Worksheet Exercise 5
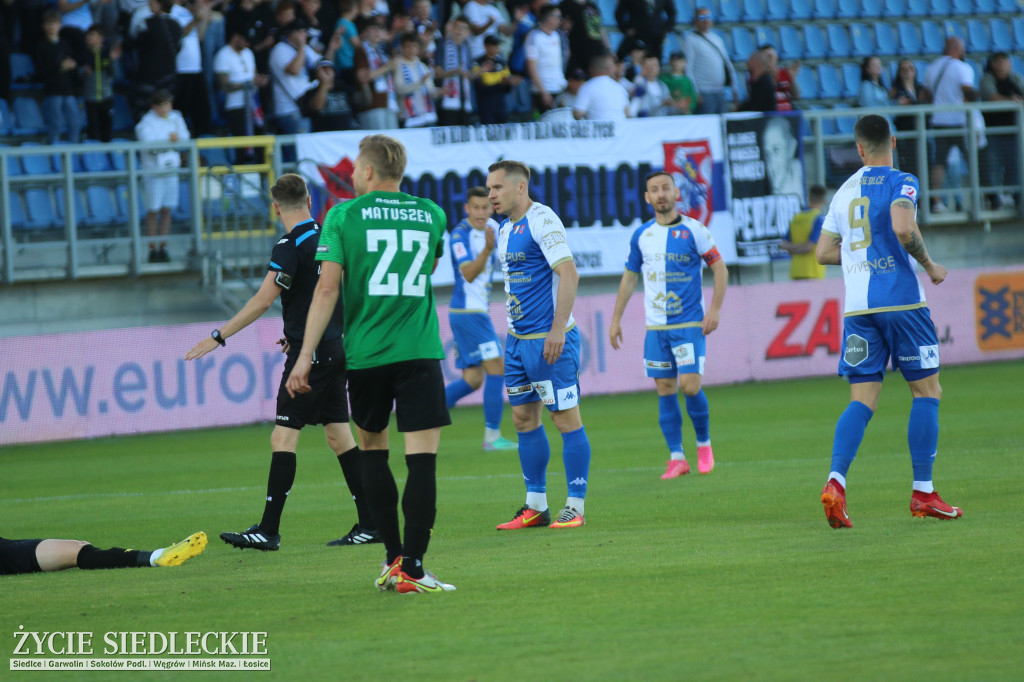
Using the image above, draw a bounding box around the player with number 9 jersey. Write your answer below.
[316,193,447,370]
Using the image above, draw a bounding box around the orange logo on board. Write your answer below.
[975,272,1024,351]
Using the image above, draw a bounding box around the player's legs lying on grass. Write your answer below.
[504,330,590,520]
[348,359,450,581]
[1,534,207,575]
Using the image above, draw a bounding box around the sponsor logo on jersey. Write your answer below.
[900,185,918,201]
[316,245,330,253]
[507,384,533,396]
[672,342,696,366]
[453,242,468,259]
[532,380,556,405]
[844,334,869,366]
[541,230,566,248]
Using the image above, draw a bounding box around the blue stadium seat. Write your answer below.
[966,58,983,84]
[754,25,779,49]
[54,186,89,226]
[842,63,862,98]
[930,0,952,13]
[0,99,12,137]
[966,19,991,52]
[1012,55,1024,78]
[112,94,134,133]
[719,0,744,23]
[8,192,28,230]
[990,18,1012,50]
[24,189,59,230]
[12,97,46,136]
[673,0,695,23]
[818,64,843,98]
[742,0,767,22]
[803,24,828,58]
[951,0,975,12]
[996,0,1019,12]
[836,0,859,17]
[778,25,803,60]
[825,23,852,58]
[944,19,965,41]
[905,0,929,15]
[813,0,837,17]
[921,20,945,53]
[883,0,907,15]
[730,27,755,61]
[832,104,857,135]
[796,66,820,99]
[18,141,54,175]
[78,140,112,173]
[175,183,192,222]
[848,23,876,57]
[766,0,790,21]
[974,0,994,10]
[85,186,120,226]
[1013,17,1024,49]
[0,144,22,176]
[607,30,623,54]
[861,0,884,15]
[115,184,132,221]
[10,53,38,91]
[790,0,814,19]
[874,23,898,55]
[897,21,923,53]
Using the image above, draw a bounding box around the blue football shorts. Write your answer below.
[839,307,940,383]
[504,327,581,411]
[643,326,706,378]
[450,312,502,369]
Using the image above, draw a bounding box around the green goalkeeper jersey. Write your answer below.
[316,190,447,370]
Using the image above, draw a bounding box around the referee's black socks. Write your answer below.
[336,446,374,530]
[360,449,402,564]
[260,451,296,537]
[401,453,437,578]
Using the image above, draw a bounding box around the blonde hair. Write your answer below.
[359,134,407,181]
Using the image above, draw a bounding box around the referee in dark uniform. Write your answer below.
[186,173,379,551]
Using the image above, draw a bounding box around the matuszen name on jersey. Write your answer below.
[360,206,434,223]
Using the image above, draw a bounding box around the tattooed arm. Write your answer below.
[815,231,842,265]
[891,197,946,284]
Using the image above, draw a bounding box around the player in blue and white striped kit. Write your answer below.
[445,187,517,451]
[487,160,592,530]
[816,114,962,528]
[609,171,728,480]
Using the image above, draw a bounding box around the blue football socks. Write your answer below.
[908,397,940,483]
[658,394,684,454]
[830,401,874,479]
[685,390,711,443]
[518,425,551,493]
[445,378,475,409]
[483,374,505,431]
[561,426,591,499]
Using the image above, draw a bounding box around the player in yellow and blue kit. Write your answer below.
[445,187,517,451]
[487,160,592,530]
[815,114,962,528]
[609,171,728,479]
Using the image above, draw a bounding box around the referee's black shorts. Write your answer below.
[0,537,43,575]
[347,359,451,433]
[276,336,349,430]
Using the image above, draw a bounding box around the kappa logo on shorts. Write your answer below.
[557,385,579,409]
[672,343,696,366]
[507,384,533,396]
[532,380,556,405]
[918,344,940,369]
[479,340,501,360]
[844,334,869,366]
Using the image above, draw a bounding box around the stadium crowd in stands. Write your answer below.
[0,0,1018,152]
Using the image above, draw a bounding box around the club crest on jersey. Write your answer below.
[663,140,713,226]
[514,225,526,235]
[900,185,917,201]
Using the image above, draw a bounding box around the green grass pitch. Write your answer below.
[3,361,1022,681]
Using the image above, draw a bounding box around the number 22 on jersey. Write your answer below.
[366,229,429,297]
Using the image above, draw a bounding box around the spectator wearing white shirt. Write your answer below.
[171,0,212,136]
[682,6,739,115]
[923,36,977,213]
[524,5,566,114]
[214,24,269,139]
[269,20,321,134]
[462,0,512,60]
[573,52,629,121]
[135,90,190,264]
[630,53,673,117]
[393,32,438,128]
